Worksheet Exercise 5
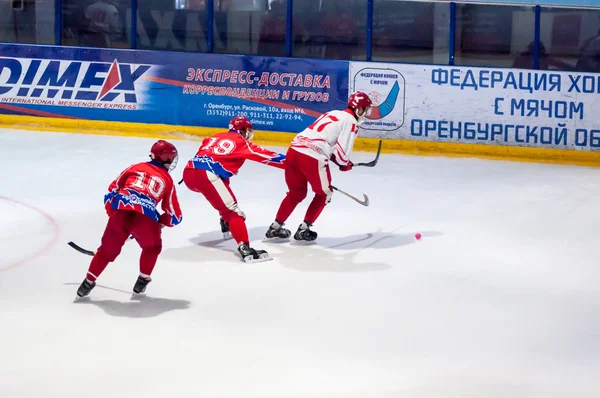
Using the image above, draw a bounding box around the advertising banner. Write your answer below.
[350,62,600,151]
[0,43,349,133]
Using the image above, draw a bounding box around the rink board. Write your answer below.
[0,43,599,166]
[350,62,600,151]
[0,43,347,132]
[3,114,599,167]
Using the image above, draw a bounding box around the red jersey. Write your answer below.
[185,131,285,178]
[104,161,183,227]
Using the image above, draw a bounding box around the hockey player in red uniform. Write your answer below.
[265,91,373,241]
[182,116,285,262]
[76,140,183,299]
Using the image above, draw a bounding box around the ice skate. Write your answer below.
[75,278,96,300]
[132,275,151,297]
[292,222,318,244]
[220,218,232,240]
[264,221,291,242]
[237,243,272,263]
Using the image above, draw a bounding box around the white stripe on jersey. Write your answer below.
[166,184,176,215]
[317,164,333,199]
[114,164,137,190]
[207,171,245,217]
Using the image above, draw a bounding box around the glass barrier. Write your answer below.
[213,0,281,56]
[62,0,128,48]
[137,0,206,52]
[540,6,600,72]
[292,0,366,60]
[372,0,450,64]
[0,0,54,44]
[454,4,536,69]
[5,1,600,71]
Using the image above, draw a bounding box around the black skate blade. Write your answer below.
[73,295,89,302]
[290,239,317,246]
[262,236,290,244]
[243,254,273,263]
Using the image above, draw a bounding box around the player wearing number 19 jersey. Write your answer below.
[182,116,285,263]
[76,140,182,299]
[265,91,373,242]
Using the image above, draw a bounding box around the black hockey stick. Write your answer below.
[68,236,134,257]
[355,139,382,167]
[332,186,369,206]
[68,241,95,256]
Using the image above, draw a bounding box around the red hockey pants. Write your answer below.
[182,168,249,245]
[86,210,162,282]
[275,147,333,225]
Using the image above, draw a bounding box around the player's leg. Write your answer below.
[188,169,267,260]
[212,176,271,261]
[267,148,308,239]
[129,212,163,294]
[220,216,232,240]
[184,168,234,240]
[295,157,333,241]
[201,172,249,244]
[76,210,133,298]
[218,178,236,240]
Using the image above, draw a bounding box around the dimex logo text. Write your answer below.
[0,58,153,110]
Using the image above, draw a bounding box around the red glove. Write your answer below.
[339,162,353,172]
[159,213,172,227]
[330,154,340,167]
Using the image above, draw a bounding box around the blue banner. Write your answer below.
[0,44,349,133]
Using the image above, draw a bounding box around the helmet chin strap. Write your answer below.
[167,155,179,172]
[151,154,178,172]
[355,108,368,124]
[240,128,254,141]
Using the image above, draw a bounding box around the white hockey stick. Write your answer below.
[332,186,369,206]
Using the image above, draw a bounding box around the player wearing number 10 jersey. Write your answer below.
[76,140,183,299]
[182,116,285,263]
[265,91,373,242]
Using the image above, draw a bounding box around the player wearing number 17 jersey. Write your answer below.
[265,91,373,241]
[182,116,285,263]
[75,140,182,299]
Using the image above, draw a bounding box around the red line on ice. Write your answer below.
[0,196,60,272]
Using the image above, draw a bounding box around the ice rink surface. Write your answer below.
[1,129,599,398]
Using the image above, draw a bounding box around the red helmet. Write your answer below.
[229,116,254,141]
[348,91,373,110]
[150,140,178,171]
[347,91,373,121]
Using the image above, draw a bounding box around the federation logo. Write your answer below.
[0,57,154,110]
[352,67,405,131]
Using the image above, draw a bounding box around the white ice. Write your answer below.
[1,129,599,398]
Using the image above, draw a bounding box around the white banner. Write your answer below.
[350,62,600,151]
